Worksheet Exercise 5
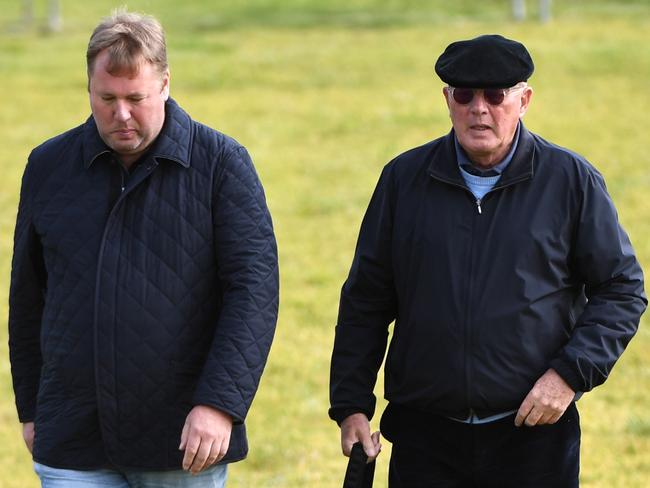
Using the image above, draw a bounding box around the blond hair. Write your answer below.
[86,9,168,79]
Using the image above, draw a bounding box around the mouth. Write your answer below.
[469,124,492,131]
[112,128,136,137]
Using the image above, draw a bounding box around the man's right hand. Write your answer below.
[340,413,381,462]
[22,422,35,454]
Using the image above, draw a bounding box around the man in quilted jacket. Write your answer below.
[8,10,279,487]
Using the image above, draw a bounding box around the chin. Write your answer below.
[466,144,496,156]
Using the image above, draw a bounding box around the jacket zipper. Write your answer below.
[92,160,157,452]
[464,195,483,415]
[428,171,532,415]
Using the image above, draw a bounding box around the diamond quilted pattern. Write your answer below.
[8,99,279,470]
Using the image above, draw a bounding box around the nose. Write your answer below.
[469,91,489,114]
[114,100,132,122]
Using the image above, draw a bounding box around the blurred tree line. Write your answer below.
[512,0,553,22]
[15,0,556,33]
[22,0,62,32]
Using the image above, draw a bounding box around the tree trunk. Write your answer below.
[23,0,34,28]
[539,0,552,23]
[47,0,63,32]
[512,0,526,21]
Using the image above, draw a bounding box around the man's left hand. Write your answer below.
[515,368,575,427]
[179,405,233,474]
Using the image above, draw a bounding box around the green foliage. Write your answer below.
[1,1,649,487]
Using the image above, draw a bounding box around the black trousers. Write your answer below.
[380,403,580,488]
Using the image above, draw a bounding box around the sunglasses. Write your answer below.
[448,83,526,106]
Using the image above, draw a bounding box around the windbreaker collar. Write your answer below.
[82,97,192,169]
[428,122,535,187]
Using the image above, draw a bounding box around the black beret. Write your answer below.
[435,34,534,88]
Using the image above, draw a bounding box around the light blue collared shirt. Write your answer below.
[455,122,521,201]
[448,409,518,425]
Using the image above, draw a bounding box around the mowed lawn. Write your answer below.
[0,1,649,487]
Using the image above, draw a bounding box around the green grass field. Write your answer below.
[1,1,649,486]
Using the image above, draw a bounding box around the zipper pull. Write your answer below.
[476,199,482,214]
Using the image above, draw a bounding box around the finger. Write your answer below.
[524,407,544,427]
[540,403,566,425]
[216,434,230,463]
[371,430,381,448]
[342,429,368,457]
[533,411,551,426]
[362,432,380,461]
[540,408,564,425]
[368,431,382,462]
[190,431,230,473]
[515,398,533,427]
[23,424,35,454]
[190,439,213,475]
[203,436,230,471]
[179,420,190,450]
[24,433,33,452]
[341,432,363,457]
[341,438,355,457]
[182,435,201,471]
[204,439,222,469]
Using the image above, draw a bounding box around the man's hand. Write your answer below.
[515,368,575,427]
[340,413,381,462]
[179,405,233,474]
[22,422,35,454]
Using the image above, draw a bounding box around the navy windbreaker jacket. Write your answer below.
[9,99,279,469]
[329,124,646,423]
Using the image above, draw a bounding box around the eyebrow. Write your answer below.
[97,91,147,98]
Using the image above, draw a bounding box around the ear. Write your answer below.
[442,86,453,115]
[161,69,171,101]
[442,86,451,106]
[518,86,533,118]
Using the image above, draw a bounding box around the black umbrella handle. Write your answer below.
[342,442,375,488]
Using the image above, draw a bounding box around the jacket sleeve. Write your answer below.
[192,146,279,423]
[8,158,47,423]
[550,169,646,393]
[329,165,397,424]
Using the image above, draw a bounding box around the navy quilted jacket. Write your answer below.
[9,99,279,470]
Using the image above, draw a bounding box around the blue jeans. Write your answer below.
[34,462,227,488]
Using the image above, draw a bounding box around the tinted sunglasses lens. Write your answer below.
[484,89,506,105]
[452,88,474,104]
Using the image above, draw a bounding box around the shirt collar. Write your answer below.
[82,98,192,169]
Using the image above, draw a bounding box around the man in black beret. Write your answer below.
[329,34,645,487]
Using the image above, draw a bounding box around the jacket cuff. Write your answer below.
[192,399,245,425]
[549,357,585,393]
[15,393,37,424]
[18,414,35,424]
[328,407,373,426]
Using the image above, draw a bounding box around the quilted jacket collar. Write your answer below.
[82,97,192,169]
